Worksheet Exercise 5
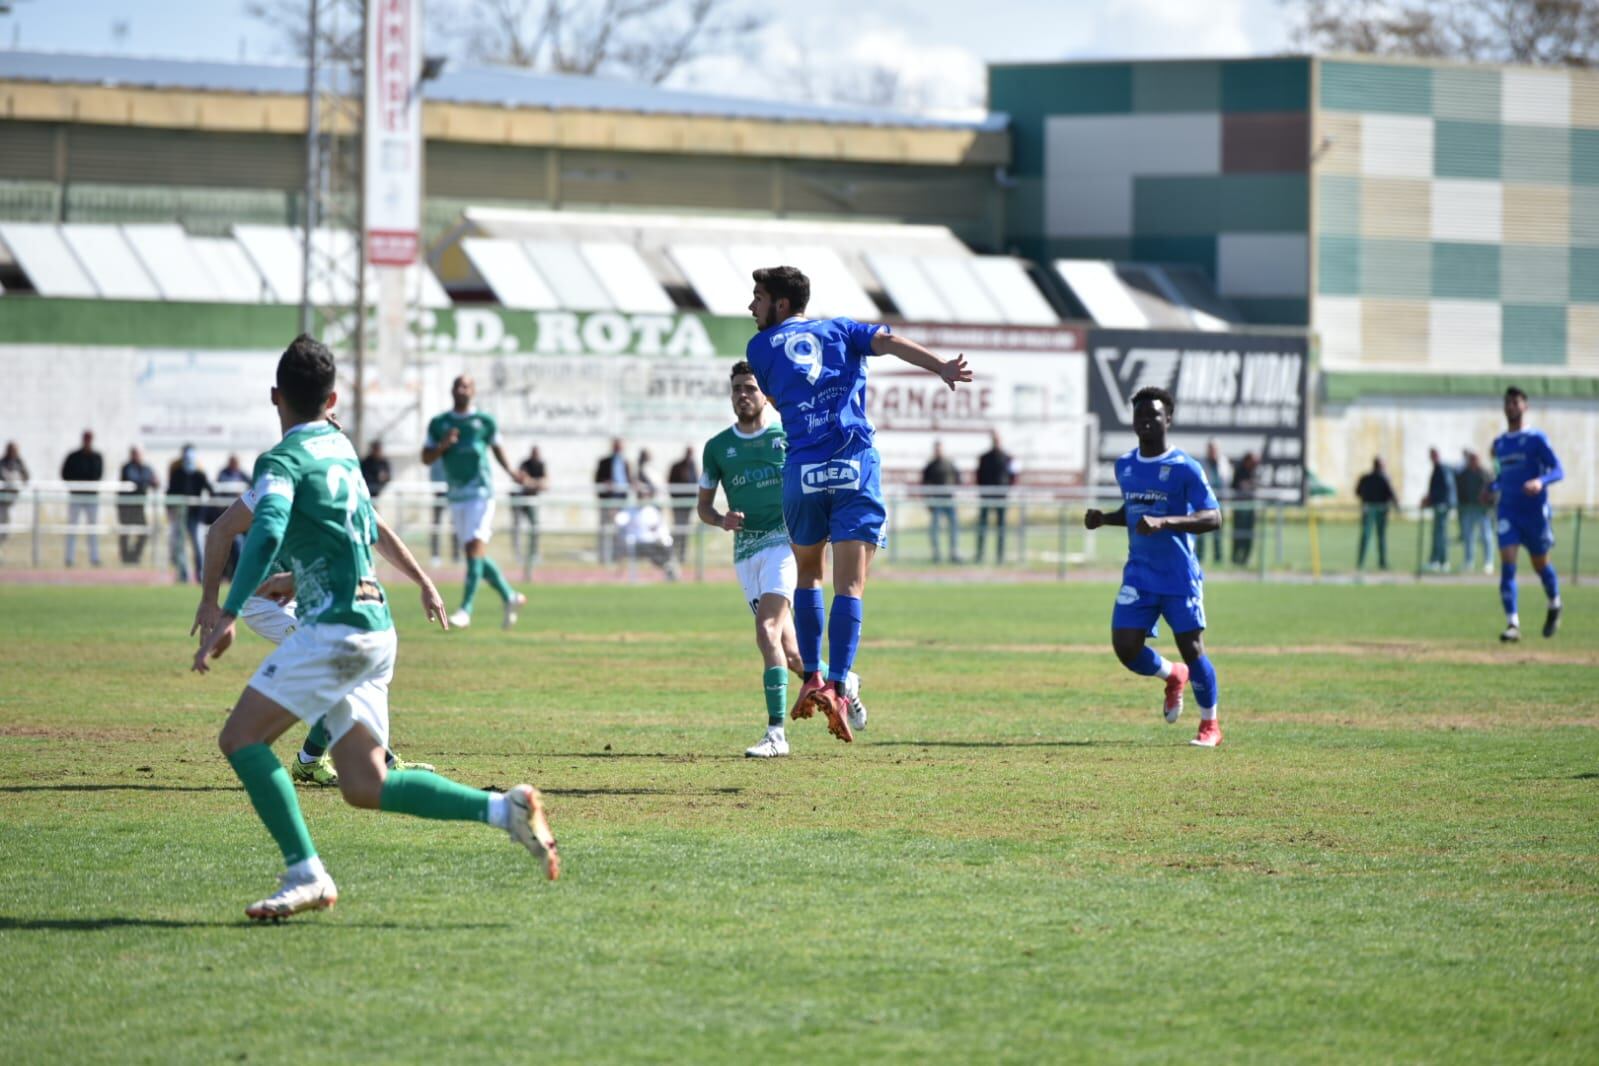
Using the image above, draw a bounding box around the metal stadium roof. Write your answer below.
[0,50,1005,132]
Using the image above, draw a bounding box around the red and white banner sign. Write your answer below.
[365,0,422,266]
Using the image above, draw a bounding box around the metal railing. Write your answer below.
[0,481,1588,585]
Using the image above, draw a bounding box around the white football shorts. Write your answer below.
[247,623,396,748]
[449,497,495,545]
[735,541,797,615]
[239,595,299,646]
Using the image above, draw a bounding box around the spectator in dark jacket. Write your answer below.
[975,431,1016,564]
[594,438,632,565]
[1422,447,1457,571]
[921,441,962,563]
[62,430,104,567]
[117,446,159,565]
[361,440,393,499]
[1456,449,1493,573]
[666,446,699,564]
[166,445,213,583]
[0,441,30,555]
[1355,457,1397,570]
[1230,453,1260,566]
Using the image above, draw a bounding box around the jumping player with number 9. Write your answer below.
[744,266,972,741]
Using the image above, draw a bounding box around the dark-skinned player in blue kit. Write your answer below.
[1489,386,1564,642]
[1084,386,1225,748]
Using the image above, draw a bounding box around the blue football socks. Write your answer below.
[827,595,863,683]
[795,587,824,675]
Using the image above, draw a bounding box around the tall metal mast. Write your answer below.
[299,0,369,448]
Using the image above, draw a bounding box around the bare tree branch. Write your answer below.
[1284,0,1599,66]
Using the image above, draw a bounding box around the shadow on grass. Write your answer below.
[872,739,1130,749]
[0,915,511,932]
[0,784,234,793]
[487,786,744,798]
[1572,772,1599,780]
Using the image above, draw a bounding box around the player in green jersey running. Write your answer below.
[192,337,559,921]
[422,375,535,629]
[193,439,435,787]
[698,361,866,758]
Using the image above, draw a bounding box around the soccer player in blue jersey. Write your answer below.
[1084,386,1224,747]
[744,265,971,742]
[1489,386,1564,641]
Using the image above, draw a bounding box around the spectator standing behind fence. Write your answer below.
[594,438,632,566]
[920,441,962,564]
[1456,449,1493,574]
[1230,452,1259,566]
[1423,447,1457,572]
[667,446,698,564]
[975,430,1016,564]
[1,441,30,557]
[117,446,158,565]
[166,445,213,583]
[513,445,547,581]
[1355,457,1397,571]
[361,440,392,499]
[1198,440,1230,566]
[61,430,104,567]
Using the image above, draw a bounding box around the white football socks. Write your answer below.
[486,792,510,830]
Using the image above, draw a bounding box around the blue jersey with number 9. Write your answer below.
[745,316,886,463]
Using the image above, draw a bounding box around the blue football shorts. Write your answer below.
[781,443,888,549]
[1111,582,1206,637]
[1496,506,1555,556]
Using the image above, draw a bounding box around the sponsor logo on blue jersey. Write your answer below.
[800,459,863,494]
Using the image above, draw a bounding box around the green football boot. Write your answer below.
[386,752,436,773]
[289,752,339,787]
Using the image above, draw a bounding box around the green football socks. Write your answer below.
[379,768,491,823]
[227,743,317,866]
[764,665,787,727]
[481,557,515,602]
[300,718,331,759]
[461,555,484,613]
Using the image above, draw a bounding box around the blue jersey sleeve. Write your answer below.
[1537,433,1564,487]
[838,318,886,357]
[1188,458,1219,512]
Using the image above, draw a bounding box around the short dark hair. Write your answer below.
[730,360,755,380]
[1131,386,1175,417]
[1505,385,1528,402]
[277,334,337,419]
[752,266,809,313]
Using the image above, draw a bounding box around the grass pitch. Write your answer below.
[1,579,1595,1063]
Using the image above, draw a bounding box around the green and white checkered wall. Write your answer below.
[1314,59,1599,370]
[990,58,1313,326]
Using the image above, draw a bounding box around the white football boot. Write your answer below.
[448,608,472,629]
[503,591,527,630]
[745,727,790,758]
[843,672,868,733]
[244,868,338,922]
[505,784,560,881]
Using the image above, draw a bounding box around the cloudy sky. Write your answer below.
[2,0,1295,112]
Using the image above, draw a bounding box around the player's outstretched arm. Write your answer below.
[1084,505,1127,529]
[373,511,448,630]
[192,497,255,638]
[870,331,972,391]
